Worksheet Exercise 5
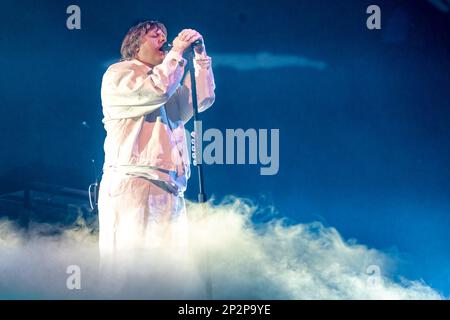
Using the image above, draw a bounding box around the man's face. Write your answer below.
[136,27,167,66]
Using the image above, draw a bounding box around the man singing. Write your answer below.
[98,21,215,262]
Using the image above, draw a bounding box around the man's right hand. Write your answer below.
[172,29,203,54]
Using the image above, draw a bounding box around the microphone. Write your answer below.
[191,39,204,48]
[159,39,203,52]
[159,42,172,52]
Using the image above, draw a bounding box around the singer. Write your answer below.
[98,21,215,263]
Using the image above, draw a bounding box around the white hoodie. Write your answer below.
[100,50,215,193]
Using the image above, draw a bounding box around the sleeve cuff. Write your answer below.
[194,55,212,70]
[194,50,209,59]
[166,50,187,67]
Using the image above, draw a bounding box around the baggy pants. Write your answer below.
[98,172,189,264]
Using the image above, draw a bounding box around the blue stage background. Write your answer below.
[0,0,449,296]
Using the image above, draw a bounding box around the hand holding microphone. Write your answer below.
[160,29,205,54]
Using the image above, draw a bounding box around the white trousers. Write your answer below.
[98,172,189,263]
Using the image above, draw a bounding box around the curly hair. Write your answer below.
[120,21,167,61]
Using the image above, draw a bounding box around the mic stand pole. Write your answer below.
[187,45,213,300]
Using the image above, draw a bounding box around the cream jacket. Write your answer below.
[100,50,215,193]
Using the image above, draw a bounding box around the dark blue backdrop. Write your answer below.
[0,0,449,296]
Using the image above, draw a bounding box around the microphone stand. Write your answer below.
[187,48,206,204]
[186,43,213,300]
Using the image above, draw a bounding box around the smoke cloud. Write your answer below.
[0,197,443,299]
